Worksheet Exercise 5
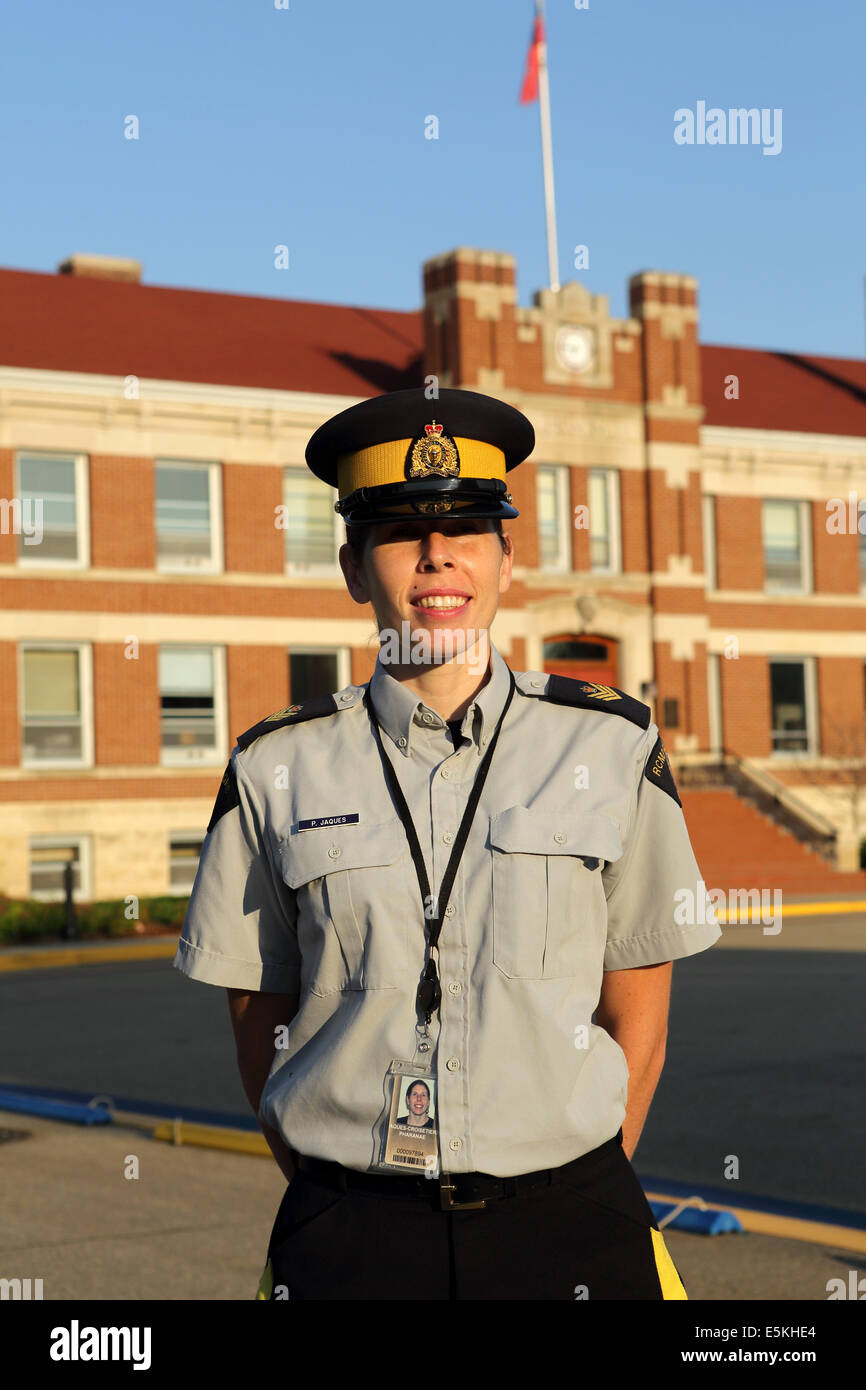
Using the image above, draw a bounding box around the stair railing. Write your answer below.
[676,747,838,864]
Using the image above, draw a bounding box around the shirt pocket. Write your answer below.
[489,807,623,979]
[277,819,410,994]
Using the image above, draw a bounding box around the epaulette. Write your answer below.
[206,689,358,833]
[522,672,651,731]
[236,689,349,753]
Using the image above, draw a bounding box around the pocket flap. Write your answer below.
[278,818,407,889]
[489,807,623,865]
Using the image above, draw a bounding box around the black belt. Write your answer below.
[296,1131,622,1211]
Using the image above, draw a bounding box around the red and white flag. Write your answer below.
[519,2,544,104]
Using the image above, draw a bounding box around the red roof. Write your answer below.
[700,343,866,438]
[0,266,424,398]
[1,265,864,438]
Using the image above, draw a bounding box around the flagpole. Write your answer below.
[536,0,560,292]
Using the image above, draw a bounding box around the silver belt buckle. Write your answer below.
[438,1171,487,1210]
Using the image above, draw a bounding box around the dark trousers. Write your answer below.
[258,1131,688,1301]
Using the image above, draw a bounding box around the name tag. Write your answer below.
[296,813,360,831]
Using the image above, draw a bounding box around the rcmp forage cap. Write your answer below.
[305,386,535,525]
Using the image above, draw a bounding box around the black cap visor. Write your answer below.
[335,476,518,525]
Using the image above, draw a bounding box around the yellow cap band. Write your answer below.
[336,437,506,499]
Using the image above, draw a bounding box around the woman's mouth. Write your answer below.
[410,592,471,618]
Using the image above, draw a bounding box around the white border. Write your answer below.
[159,643,227,767]
[155,458,224,574]
[14,450,90,570]
[589,467,622,575]
[536,464,571,572]
[28,833,93,902]
[762,498,812,595]
[19,640,93,769]
[282,466,344,576]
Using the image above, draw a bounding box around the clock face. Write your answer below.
[555,324,595,373]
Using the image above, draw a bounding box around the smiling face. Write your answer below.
[407,1081,430,1115]
[339,516,513,653]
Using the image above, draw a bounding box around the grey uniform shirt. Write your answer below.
[174,642,721,1177]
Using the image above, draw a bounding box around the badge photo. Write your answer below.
[382,1070,439,1177]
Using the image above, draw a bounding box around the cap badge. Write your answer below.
[416,498,456,514]
[405,421,461,481]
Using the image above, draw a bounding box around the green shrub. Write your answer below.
[0,893,189,945]
[143,896,189,928]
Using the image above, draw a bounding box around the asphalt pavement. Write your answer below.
[0,1113,860,1301]
[1,909,863,1301]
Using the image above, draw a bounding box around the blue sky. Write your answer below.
[2,0,864,358]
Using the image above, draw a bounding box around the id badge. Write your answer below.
[372,1059,440,1179]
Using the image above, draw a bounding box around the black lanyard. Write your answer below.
[362,667,516,1023]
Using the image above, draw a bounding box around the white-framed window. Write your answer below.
[169,834,205,893]
[769,656,818,756]
[762,499,811,594]
[536,465,571,571]
[702,494,717,591]
[159,645,226,766]
[588,468,622,574]
[20,642,93,768]
[289,647,352,705]
[282,468,344,572]
[155,460,223,573]
[15,452,90,568]
[29,835,92,902]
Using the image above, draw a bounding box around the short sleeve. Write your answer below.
[601,726,722,970]
[173,746,301,992]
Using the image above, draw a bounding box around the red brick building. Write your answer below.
[1,247,865,902]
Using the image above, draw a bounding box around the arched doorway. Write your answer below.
[542,633,619,686]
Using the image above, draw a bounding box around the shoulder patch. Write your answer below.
[236,690,341,753]
[535,674,651,731]
[207,760,240,834]
[643,734,682,807]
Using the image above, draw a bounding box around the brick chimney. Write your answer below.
[422,247,518,392]
[57,254,142,284]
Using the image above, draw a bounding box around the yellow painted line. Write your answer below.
[2,901,864,965]
[716,900,866,923]
[152,1119,271,1157]
[145,1131,866,1253]
[144,1129,866,1252]
[644,1191,866,1254]
[0,940,178,972]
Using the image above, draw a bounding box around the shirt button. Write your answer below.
[446,1057,461,1072]
[422,712,435,724]
[553,832,567,844]
[449,1138,462,1152]
[444,904,456,917]
[398,737,407,748]
[448,981,462,995]
[442,831,454,844]
[440,767,451,779]
[531,678,541,687]
[328,846,341,859]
